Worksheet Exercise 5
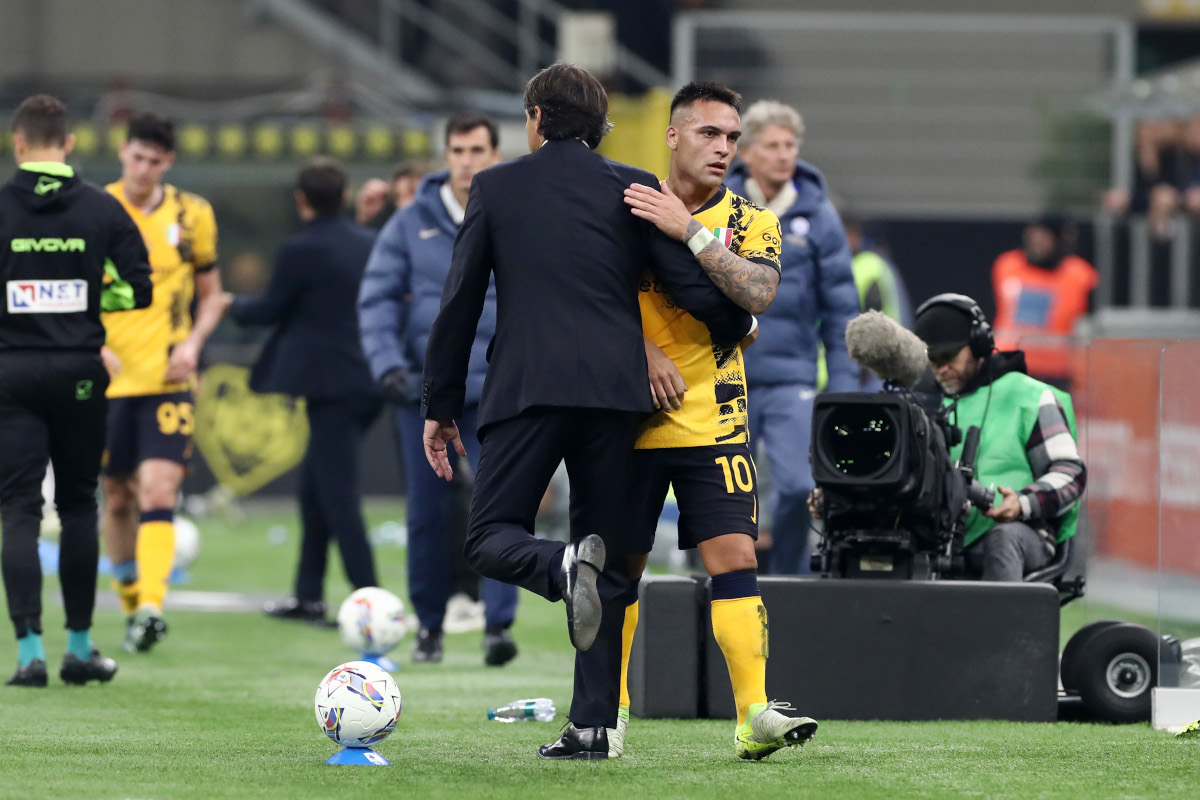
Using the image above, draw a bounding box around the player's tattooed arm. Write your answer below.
[624,181,778,314]
[682,218,778,315]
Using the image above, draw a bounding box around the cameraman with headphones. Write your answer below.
[911,294,1086,581]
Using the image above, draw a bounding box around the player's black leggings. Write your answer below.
[0,351,109,638]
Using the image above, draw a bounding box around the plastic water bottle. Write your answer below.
[487,698,556,722]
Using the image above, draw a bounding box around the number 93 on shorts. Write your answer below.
[101,390,195,476]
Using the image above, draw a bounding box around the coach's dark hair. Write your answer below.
[11,94,69,147]
[445,111,499,149]
[297,156,347,217]
[669,81,743,119]
[126,112,176,152]
[523,63,613,150]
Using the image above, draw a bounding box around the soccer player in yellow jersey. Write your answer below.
[617,82,817,760]
[99,113,228,653]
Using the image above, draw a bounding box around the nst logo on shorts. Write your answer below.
[6,280,88,313]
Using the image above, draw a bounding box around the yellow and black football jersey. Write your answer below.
[636,186,781,449]
[102,182,218,397]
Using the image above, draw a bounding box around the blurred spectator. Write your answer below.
[354,177,391,229]
[991,215,1098,393]
[841,213,912,329]
[1181,114,1200,216]
[836,212,913,392]
[229,157,383,626]
[357,112,519,667]
[391,161,431,212]
[1102,118,1188,239]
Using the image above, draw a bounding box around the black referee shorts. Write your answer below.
[629,442,759,555]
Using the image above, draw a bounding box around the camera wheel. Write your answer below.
[1060,619,1123,692]
[1074,623,1157,723]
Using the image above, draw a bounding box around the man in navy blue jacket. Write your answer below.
[229,157,382,625]
[726,100,860,575]
[357,113,520,667]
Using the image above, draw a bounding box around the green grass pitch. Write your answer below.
[1,501,1195,800]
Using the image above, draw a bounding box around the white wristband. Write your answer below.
[686,227,715,255]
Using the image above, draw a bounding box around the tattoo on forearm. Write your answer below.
[695,242,778,314]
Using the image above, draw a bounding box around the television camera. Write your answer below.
[809,312,994,580]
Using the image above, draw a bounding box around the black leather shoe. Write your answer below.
[483,629,518,667]
[60,649,117,685]
[411,628,444,663]
[538,723,609,760]
[6,659,47,688]
[263,598,331,626]
[559,535,605,652]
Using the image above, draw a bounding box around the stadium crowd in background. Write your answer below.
[228,157,383,627]
[1,94,152,687]
[1102,114,1200,239]
[357,111,520,668]
[726,99,860,576]
[100,112,226,656]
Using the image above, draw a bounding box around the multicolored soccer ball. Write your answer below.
[337,587,408,656]
[314,661,403,748]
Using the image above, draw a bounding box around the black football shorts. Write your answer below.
[630,443,759,554]
[102,390,195,476]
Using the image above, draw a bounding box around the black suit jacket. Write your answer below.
[422,139,753,429]
[231,215,379,401]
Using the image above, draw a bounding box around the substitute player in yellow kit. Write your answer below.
[617,82,817,759]
[100,113,228,653]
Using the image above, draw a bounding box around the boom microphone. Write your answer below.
[845,310,929,389]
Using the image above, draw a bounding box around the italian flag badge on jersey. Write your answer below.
[712,227,734,247]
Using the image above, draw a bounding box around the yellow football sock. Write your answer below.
[711,597,769,726]
[618,600,639,709]
[135,519,175,612]
[112,579,139,616]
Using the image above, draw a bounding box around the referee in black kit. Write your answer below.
[0,95,152,687]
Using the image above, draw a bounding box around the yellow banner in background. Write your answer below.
[193,364,309,496]
[598,88,673,179]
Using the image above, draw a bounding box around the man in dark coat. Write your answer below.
[229,157,382,625]
[421,64,755,759]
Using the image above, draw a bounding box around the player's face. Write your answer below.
[930,345,980,396]
[668,100,741,190]
[118,139,174,197]
[741,124,799,189]
[445,126,500,198]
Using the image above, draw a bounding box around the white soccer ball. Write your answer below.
[314,661,403,748]
[173,516,201,571]
[337,587,408,656]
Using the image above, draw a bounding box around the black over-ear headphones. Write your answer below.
[914,293,994,359]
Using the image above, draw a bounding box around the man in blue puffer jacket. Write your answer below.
[726,100,860,574]
[357,112,519,665]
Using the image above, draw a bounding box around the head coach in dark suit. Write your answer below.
[228,157,383,625]
[421,64,755,759]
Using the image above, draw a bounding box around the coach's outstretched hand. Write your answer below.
[424,418,466,481]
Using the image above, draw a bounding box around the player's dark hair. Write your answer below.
[670,81,742,119]
[297,156,347,217]
[523,63,613,150]
[444,112,499,149]
[11,94,69,147]
[126,112,176,152]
